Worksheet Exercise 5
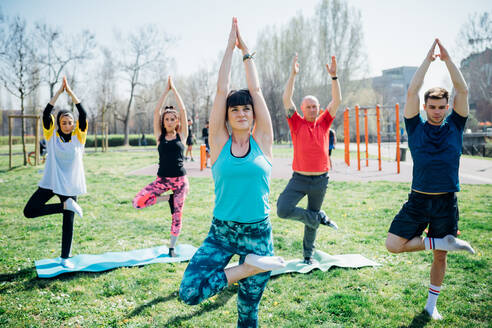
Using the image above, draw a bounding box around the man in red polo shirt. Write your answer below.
[277,54,341,264]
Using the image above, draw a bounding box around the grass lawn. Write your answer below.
[0,149,490,327]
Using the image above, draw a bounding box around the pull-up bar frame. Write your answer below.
[343,104,401,173]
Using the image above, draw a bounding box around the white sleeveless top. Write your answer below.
[38,115,87,196]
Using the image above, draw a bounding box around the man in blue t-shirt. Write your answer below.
[385,39,475,321]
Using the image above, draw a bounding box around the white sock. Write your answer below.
[424,235,475,254]
[244,254,286,271]
[170,235,179,249]
[424,284,442,320]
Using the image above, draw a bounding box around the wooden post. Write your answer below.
[9,116,12,169]
[376,105,382,171]
[355,105,360,171]
[104,123,109,152]
[35,117,40,165]
[94,123,98,152]
[395,103,401,174]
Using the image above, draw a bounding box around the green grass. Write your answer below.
[0,150,491,327]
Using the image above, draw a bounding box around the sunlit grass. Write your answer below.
[0,150,490,327]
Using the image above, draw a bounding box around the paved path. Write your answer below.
[128,143,492,184]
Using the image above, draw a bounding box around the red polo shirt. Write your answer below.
[287,110,334,172]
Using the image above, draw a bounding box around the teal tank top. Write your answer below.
[212,135,272,223]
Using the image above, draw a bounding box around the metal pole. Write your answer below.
[364,108,369,167]
[344,108,350,167]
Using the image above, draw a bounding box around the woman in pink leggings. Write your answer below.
[133,76,189,257]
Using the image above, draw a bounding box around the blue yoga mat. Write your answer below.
[35,244,197,278]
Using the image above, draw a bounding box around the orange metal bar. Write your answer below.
[355,105,360,171]
[200,144,206,171]
[395,103,401,174]
[376,105,382,171]
[364,108,369,167]
[344,108,350,166]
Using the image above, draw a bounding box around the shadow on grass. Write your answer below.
[127,292,180,318]
[400,310,431,328]
[0,269,113,294]
[127,285,237,325]
[0,267,36,283]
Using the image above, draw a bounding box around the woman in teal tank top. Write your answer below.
[179,18,285,328]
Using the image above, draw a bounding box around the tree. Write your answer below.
[0,16,41,165]
[457,12,492,123]
[95,48,117,127]
[115,25,172,145]
[35,23,96,98]
[254,0,368,141]
[460,48,492,122]
[457,12,492,57]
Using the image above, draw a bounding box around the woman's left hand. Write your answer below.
[235,19,248,53]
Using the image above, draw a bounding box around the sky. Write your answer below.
[2,0,491,105]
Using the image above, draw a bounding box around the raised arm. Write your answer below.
[282,54,299,118]
[153,78,171,144]
[209,17,237,163]
[64,77,86,131]
[437,39,469,117]
[44,81,65,129]
[169,76,188,140]
[236,20,273,159]
[405,40,437,119]
[325,56,341,117]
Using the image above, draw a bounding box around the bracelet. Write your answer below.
[331,76,338,80]
[243,51,256,62]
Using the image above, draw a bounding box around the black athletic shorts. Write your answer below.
[388,191,459,239]
[186,136,193,146]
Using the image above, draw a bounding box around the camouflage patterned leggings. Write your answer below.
[179,217,273,328]
[133,175,189,236]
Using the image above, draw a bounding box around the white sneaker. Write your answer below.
[245,254,286,271]
[425,307,443,320]
[64,198,83,218]
[60,258,75,269]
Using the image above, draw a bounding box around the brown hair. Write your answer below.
[161,106,180,133]
[424,87,449,104]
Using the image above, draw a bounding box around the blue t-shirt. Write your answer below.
[406,110,467,193]
[212,136,272,223]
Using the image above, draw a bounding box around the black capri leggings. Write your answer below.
[24,187,76,259]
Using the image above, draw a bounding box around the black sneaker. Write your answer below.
[303,257,313,265]
[318,210,338,230]
[168,248,176,257]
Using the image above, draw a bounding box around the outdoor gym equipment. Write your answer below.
[343,104,402,173]
[8,115,41,169]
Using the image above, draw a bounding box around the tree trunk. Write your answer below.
[123,85,135,146]
[20,94,27,165]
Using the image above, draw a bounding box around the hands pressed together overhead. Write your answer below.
[227,17,249,53]
[427,38,450,62]
[56,76,75,97]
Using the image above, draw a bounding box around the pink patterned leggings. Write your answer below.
[133,175,189,236]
